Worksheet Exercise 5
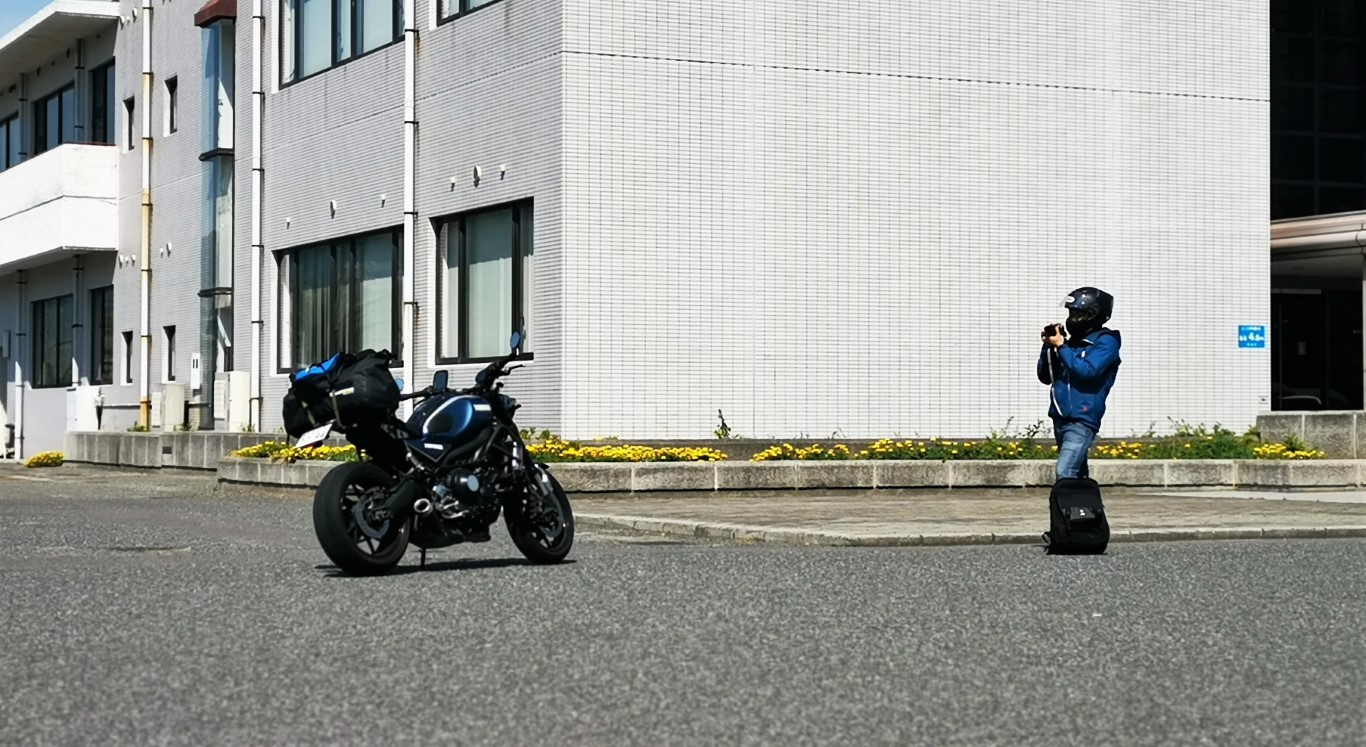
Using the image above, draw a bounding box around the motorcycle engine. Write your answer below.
[433,468,485,516]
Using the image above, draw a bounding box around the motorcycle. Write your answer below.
[296,332,573,576]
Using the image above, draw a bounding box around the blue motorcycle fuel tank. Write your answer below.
[407,394,493,457]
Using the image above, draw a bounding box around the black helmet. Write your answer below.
[1062,287,1114,337]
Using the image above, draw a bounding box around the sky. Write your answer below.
[0,0,73,38]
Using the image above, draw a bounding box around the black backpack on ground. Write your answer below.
[1045,477,1110,555]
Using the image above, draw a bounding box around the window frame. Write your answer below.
[163,325,177,382]
[122,330,134,384]
[276,227,403,373]
[31,294,74,390]
[434,199,534,365]
[279,0,404,87]
[90,60,116,145]
[164,76,179,135]
[89,286,114,385]
[33,84,76,156]
[437,0,505,25]
[0,115,19,171]
[123,97,136,151]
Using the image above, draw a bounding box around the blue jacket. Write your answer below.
[1036,328,1121,431]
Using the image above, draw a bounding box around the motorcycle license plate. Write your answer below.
[296,422,333,449]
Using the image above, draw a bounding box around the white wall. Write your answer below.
[0,144,118,266]
[560,0,1269,440]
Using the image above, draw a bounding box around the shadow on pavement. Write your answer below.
[315,556,578,577]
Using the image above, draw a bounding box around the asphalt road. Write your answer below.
[2,466,1364,746]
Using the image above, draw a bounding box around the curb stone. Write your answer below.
[576,514,1366,547]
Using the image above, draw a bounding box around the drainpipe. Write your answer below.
[250,0,264,431]
[72,255,83,386]
[401,0,416,414]
[14,271,25,460]
[74,41,86,142]
[138,0,154,429]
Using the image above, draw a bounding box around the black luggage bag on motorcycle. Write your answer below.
[282,349,401,438]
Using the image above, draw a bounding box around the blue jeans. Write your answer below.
[1054,420,1097,481]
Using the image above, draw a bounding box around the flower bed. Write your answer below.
[226,425,1326,464]
[750,425,1325,462]
[528,437,727,463]
[25,451,65,468]
[230,441,359,463]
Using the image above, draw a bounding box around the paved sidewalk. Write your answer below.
[573,488,1366,546]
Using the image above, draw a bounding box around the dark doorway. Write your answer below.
[1271,286,1362,410]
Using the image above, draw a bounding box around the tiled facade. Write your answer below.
[1,0,1269,456]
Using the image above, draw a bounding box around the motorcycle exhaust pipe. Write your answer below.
[413,498,434,516]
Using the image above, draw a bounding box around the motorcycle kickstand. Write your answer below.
[420,548,427,569]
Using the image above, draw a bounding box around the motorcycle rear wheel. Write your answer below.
[313,462,411,576]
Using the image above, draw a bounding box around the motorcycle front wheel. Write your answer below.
[312,462,411,576]
[506,466,574,564]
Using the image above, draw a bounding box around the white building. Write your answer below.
[1,0,1273,457]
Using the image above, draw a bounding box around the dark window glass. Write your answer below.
[1319,39,1361,86]
[1274,84,1315,131]
[91,61,116,144]
[0,116,18,170]
[279,229,400,368]
[1317,88,1364,134]
[1272,0,1314,33]
[1318,137,1364,182]
[1320,185,1366,214]
[32,295,73,389]
[1273,134,1316,181]
[90,287,114,384]
[1272,183,1316,220]
[1273,35,1315,84]
[438,202,534,362]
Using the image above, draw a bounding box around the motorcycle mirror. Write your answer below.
[509,331,522,352]
[431,370,448,390]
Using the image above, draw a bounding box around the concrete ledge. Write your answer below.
[578,514,1366,547]
[206,457,1366,492]
[217,457,342,486]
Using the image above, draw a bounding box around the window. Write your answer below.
[439,0,500,21]
[33,84,76,155]
[90,287,114,385]
[280,0,402,84]
[201,20,236,296]
[277,228,400,370]
[32,295,73,389]
[122,331,133,384]
[202,21,235,153]
[164,77,178,134]
[91,60,116,144]
[1271,0,1366,219]
[123,97,135,151]
[202,156,234,290]
[0,115,18,171]
[437,201,533,362]
[164,326,176,381]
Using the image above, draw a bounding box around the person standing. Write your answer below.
[1037,287,1122,481]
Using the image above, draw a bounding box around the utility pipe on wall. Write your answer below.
[14,271,26,460]
[401,0,416,415]
[138,0,153,428]
[250,0,264,431]
[72,255,83,387]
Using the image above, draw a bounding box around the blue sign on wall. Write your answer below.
[1238,325,1266,349]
